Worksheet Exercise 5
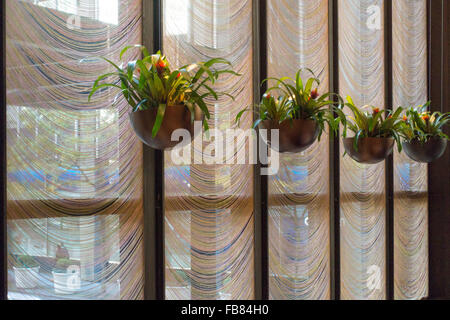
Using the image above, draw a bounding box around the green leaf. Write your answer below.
[152,103,167,137]
[153,72,166,96]
[392,107,403,119]
[253,118,263,129]
[191,63,215,84]
[100,57,123,72]
[133,99,149,112]
[89,83,122,101]
[235,108,250,126]
[120,45,150,60]
[304,77,319,94]
[354,129,364,152]
[189,91,210,119]
[345,101,368,132]
[202,84,219,100]
[127,61,137,80]
[167,70,180,86]
[346,95,355,107]
[215,91,235,101]
[214,69,241,77]
[203,119,210,139]
[392,130,402,153]
[295,70,303,92]
[136,60,151,79]
[369,112,382,132]
[91,72,122,91]
[263,77,296,100]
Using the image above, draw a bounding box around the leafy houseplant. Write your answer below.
[13,255,40,289]
[399,102,449,162]
[53,258,72,273]
[342,96,404,164]
[90,45,239,150]
[16,255,39,268]
[236,68,346,153]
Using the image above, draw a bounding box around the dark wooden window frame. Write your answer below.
[0,0,449,300]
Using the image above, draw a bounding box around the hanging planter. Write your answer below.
[235,68,345,154]
[402,137,447,163]
[341,96,404,164]
[259,119,319,153]
[129,105,202,150]
[344,137,394,164]
[89,45,240,150]
[398,102,450,163]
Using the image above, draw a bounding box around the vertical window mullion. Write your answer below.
[142,0,165,301]
[428,0,450,299]
[252,0,268,301]
[329,0,340,301]
[0,0,6,301]
[384,0,394,301]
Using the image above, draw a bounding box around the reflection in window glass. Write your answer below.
[163,0,255,300]
[57,0,78,15]
[164,0,189,36]
[30,0,119,25]
[267,0,330,300]
[6,0,143,300]
[98,0,119,25]
[339,0,386,300]
[392,0,428,300]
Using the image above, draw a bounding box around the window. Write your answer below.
[339,0,387,300]
[163,0,255,300]
[392,0,428,300]
[267,0,330,300]
[3,0,432,301]
[6,0,143,300]
[30,0,120,25]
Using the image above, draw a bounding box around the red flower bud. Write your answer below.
[310,89,319,100]
[422,114,430,121]
[403,115,408,122]
[177,72,181,79]
[373,107,380,114]
[156,59,166,73]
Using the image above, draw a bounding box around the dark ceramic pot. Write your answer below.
[129,105,202,150]
[343,137,395,164]
[259,119,320,153]
[402,137,447,163]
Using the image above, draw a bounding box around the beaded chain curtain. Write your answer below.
[266,0,330,300]
[3,0,431,302]
[163,0,255,300]
[339,0,386,300]
[6,0,144,300]
[392,0,428,300]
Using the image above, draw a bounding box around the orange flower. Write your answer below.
[373,107,380,114]
[310,89,319,100]
[388,115,392,119]
[403,115,408,122]
[156,59,166,73]
[422,114,430,121]
[265,93,271,100]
